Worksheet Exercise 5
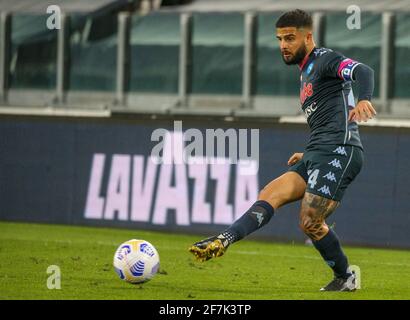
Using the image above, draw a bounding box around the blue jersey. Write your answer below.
[299,47,363,150]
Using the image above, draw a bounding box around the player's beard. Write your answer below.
[281,43,308,65]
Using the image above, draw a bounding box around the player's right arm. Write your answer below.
[288,152,303,166]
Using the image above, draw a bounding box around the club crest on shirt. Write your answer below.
[307,63,314,74]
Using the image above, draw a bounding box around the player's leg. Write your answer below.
[299,192,356,291]
[220,171,307,243]
[300,145,364,291]
[189,171,306,261]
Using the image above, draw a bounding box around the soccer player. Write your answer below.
[189,9,376,291]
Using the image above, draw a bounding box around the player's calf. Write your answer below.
[299,192,352,281]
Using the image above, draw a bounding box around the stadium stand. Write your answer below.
[0,0,409,119]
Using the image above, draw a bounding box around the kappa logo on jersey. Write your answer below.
[318,185,331,196]
[252,211,264,226]
[333,146,347,156]
[300,82,313,104]
[323,171,337,182]
[328,158,343,169]
[313,48,331,57]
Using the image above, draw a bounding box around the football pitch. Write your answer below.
[0,221,409,300]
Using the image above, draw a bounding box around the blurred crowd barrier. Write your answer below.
[0,6,409,118]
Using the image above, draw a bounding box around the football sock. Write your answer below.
[219,200,274,245]
[312,228,351,279]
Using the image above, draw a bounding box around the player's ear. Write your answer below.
[304,30,313,45]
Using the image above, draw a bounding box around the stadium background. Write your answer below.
[0,0,410,250]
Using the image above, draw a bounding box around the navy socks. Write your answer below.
[220,200,275,245]
[219,200,350,279]
[313,228,351,279]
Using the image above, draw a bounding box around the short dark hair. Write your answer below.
[275,9,313,29]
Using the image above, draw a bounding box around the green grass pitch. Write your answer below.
[0,221,409,300]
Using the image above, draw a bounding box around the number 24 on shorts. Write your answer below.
[308,169,320,189]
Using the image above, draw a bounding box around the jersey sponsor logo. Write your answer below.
[323,171,337,182]
[333,146,348,156]
[317,185,331,196]
[338,58,360,81]
[328,158,343,169]
[300,82,313,104]
[304,102,317,118]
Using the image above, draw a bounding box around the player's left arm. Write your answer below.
[321,52,377,122]
[348,63,377,122]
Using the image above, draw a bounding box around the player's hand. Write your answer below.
[348,100,377,123]
[287,153,303,166]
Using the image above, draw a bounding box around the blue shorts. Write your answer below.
[288,144,364,201]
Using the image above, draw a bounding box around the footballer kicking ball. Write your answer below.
[113,239,160,284]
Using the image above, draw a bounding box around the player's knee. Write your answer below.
[258,173,306,209]
[299,212,313,234]
[299,210,328,240]
[258,187,289,209]
[258,188,273,202]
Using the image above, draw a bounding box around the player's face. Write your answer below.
[276,27,308,65]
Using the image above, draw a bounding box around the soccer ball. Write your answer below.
[113,239,160,284]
